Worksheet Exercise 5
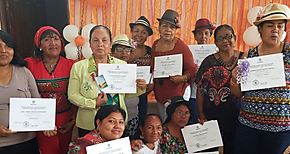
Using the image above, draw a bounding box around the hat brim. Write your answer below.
[157,18,181,28]
[129,23,153,36]
[192,25,216,33]
[254,14,290,26]
[112,42,132,48]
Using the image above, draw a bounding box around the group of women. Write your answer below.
[0,2,289,154]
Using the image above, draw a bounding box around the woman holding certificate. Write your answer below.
[68,105,126,154]
[25,26,76,154]
[232,3,290,154]
[0,30,40,153]
[68,25,146,137]
[160,96,192,153]
[127,16,154,138]
[150,9,197,121]
[111,34,147,139]
[195,24,243,154]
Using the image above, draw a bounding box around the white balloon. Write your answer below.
[82,42,93,58]
[247,6,263,25]
[81,24,96,42]
[281,31,286,42]
[243,26,261,47]
[63,25,79,42]
[65,43,79,60]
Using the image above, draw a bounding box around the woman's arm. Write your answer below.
[182,42,198,84]
[25,67,40,98]
[196,86,206,124]
[68,64,98,109]
[230,66,243,97]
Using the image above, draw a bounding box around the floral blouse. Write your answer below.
[160,126,187,154]
[68,130,104,154]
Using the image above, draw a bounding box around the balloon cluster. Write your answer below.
[243,6,263,47]
[63,24,96,60]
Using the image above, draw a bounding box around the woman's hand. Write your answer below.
[0,124,13,137]
[59,119,75,134]
[96,92,108,108]
[169,75,188,84]
[146,83,154,92]
[136,79,146,91]
[130,139,143,152]
[198,112,207,125]
[43,126,57,137]
[231,66,238,84]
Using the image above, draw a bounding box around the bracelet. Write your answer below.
[183,75,189,82]
[230,78,239,86]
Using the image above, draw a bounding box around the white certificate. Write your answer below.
[98,64,137,93]
[9,98,56,132]
[86,137,132,154]
[137,66,151,84]
[154,54,183,78]
[188,44,217,65]
[240,53,286,91]
[181,120,223,153]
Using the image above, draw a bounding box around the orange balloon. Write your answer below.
[74,36,85,47]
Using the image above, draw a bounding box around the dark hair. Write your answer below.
[111,44,118,53]
[214,24,236,41]
[33,30,66,58]
[0,30,26,66]
[89,25,112,43]
[258,20,287,33]
[94,105,126,128]
[164,96,192,125]
[139,114,162,127]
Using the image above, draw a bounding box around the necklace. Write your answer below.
[42,57,60,75]
[216,52,238,70]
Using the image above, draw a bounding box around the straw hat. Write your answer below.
[254,3,290,26]
[157,9,180,28]
[192,18,216,33]
[112,34,132,48]
[129,16,153,36]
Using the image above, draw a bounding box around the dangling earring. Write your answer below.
[40,48,42,51]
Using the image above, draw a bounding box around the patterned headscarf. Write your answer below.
[34,26,64,50]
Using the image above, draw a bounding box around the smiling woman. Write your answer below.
[68,25,146,138]
[150,9,197,121]
[0,30,40,154]
[195,24,243,154]
[68,105,126,154]
[25,26,76,154]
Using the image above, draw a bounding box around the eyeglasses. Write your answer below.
[115,46,132,53]
[215,34,234,42]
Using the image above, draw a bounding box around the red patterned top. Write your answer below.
[25,56,74,113]
[68,130,104,154]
